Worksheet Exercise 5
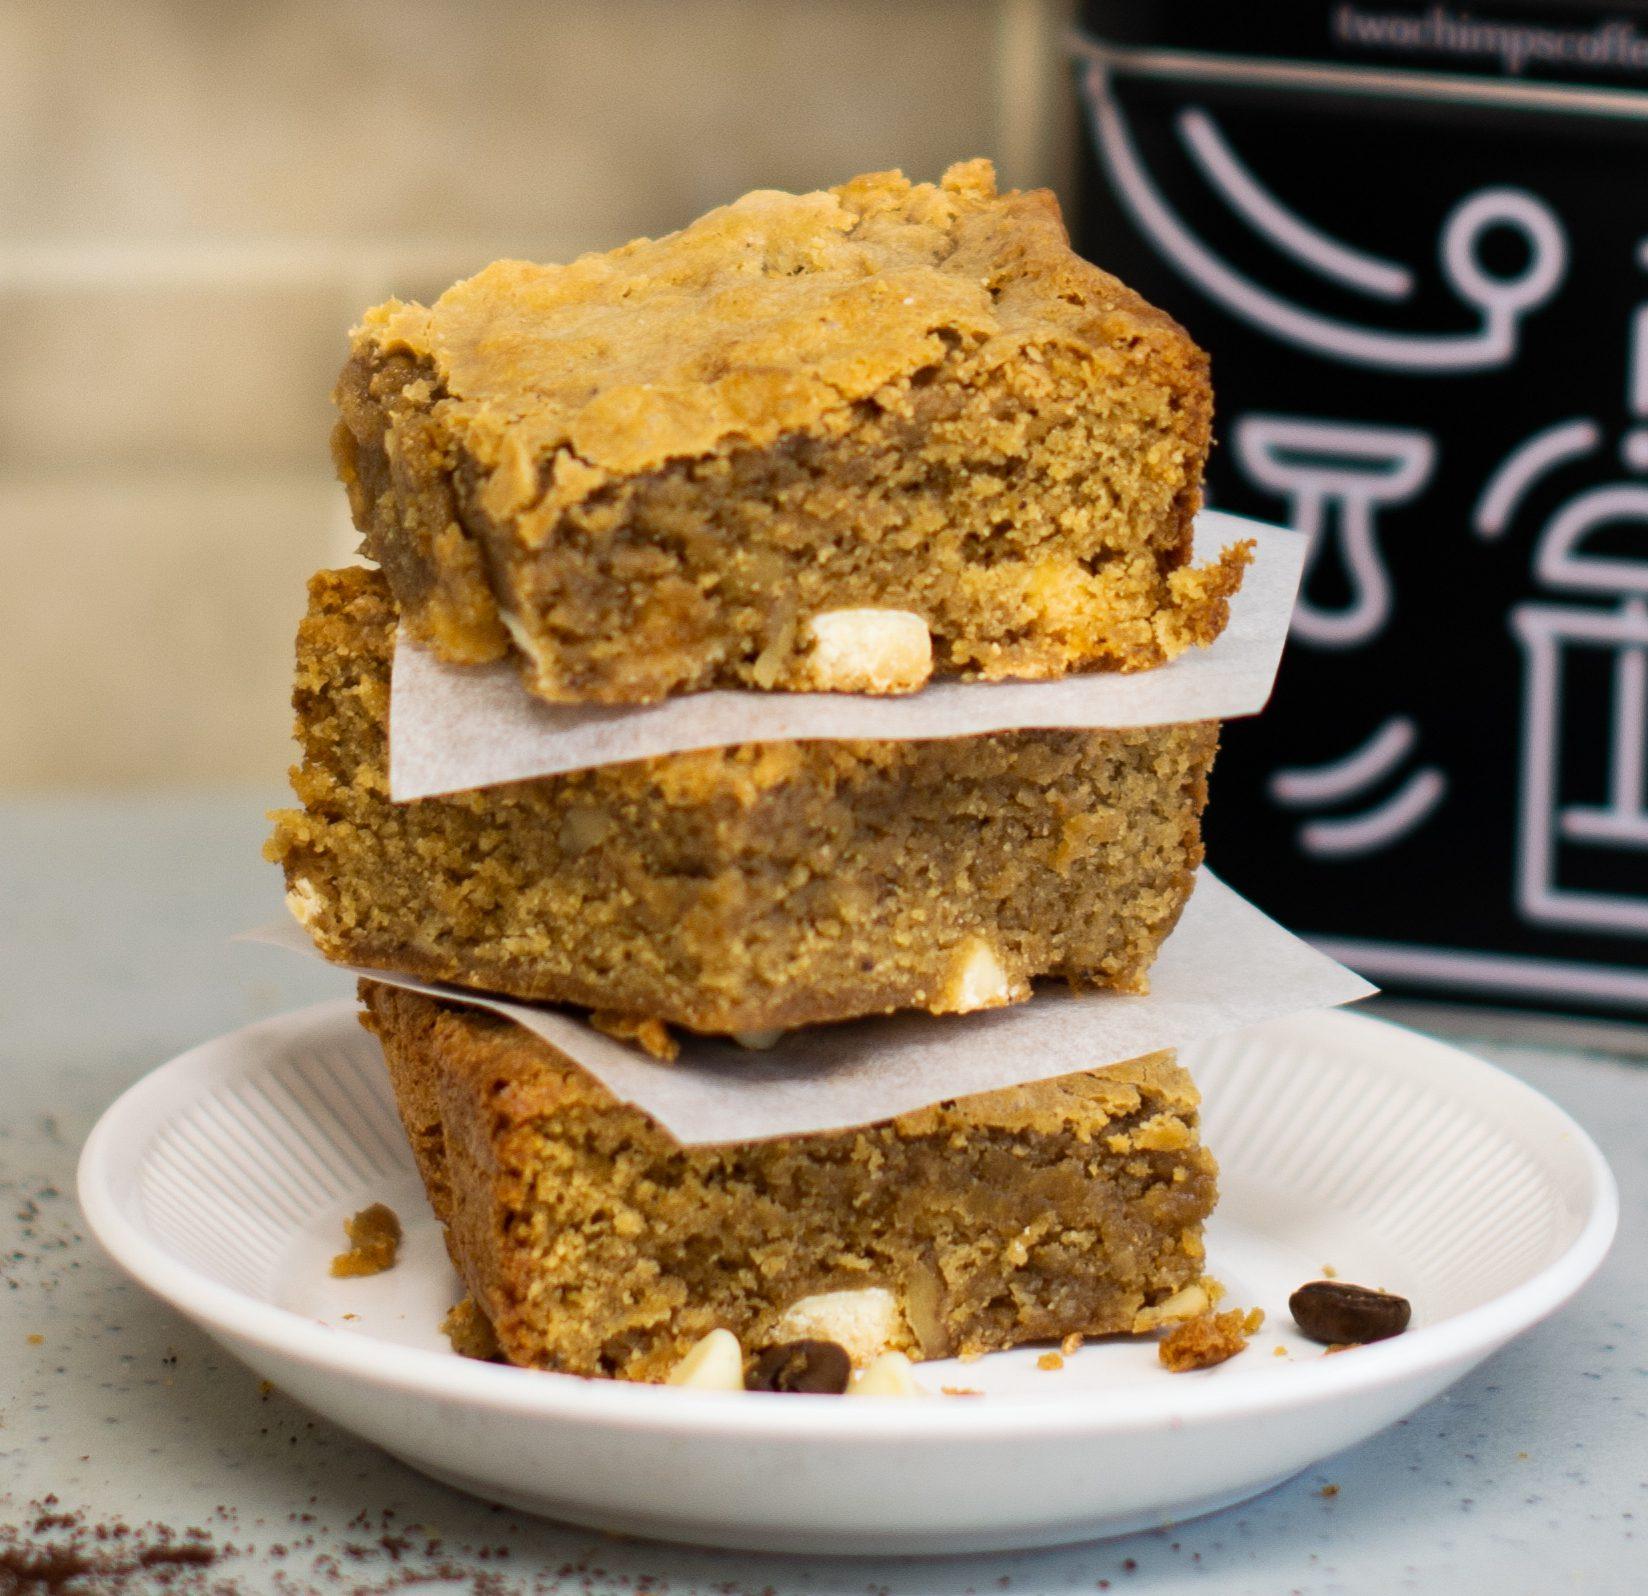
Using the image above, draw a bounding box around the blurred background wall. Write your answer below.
[0,0,1073,791]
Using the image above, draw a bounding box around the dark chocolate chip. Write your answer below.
[745,1338,852,1394]
[1289,1281,1411,1345]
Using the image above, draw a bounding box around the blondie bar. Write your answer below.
[333,159,1246,703]
[268,568,1216,1034]
[362,981,1219,1380]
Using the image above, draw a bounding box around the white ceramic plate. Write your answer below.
[79,1001,1615,1555]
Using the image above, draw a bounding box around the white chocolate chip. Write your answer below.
[1131,1282,1210,1333]
[900,1264,948,1359]
[771,1288,905,1367]
[733,1029,786,1051]
[500,607,555,676]
[847,1350,923,1397]
[665,1328,744,1390]
[802,609,933,695]
[937,937,1026,1015]
[284,879,324,928]
[557,805,612,855]
[503,605,587,699]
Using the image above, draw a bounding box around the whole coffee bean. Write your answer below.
[1289,1281,1411,1345]
[745,1338,852,1394]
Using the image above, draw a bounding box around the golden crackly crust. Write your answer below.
[351,159,1202,535]
[362,980,1217,1378]
[335,160,1239,701]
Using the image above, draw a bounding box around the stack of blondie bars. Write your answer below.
[269,161,1254,1389]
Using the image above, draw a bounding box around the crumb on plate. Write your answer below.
[1159,1307,1264,1372]
[442,1296,504,1361]
[330,1202,402,1277]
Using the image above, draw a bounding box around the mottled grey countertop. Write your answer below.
[2,794,1644,1594]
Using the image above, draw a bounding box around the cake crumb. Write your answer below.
[1322,1263,1339,1278]
[1037,1351,1064,1371]
[1061,1332,1085,1355]
[1319,1483,1340,1498]
[591,1011,679,1062]
[330,1203,402,1277]
[1273,1344,1289,1357]
[941,1386,984,1397]
[1159,1307,1264,1372]
[26,1333,43,1345]
[1324,1342,1356,1356]
[442,1297,504,1362]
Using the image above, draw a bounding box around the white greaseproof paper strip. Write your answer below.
[244,871,1374,1146]
[389,511,1305,799]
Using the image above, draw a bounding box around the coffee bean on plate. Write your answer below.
[1289,1281,1411,1345]
[745,1338,853,1393]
